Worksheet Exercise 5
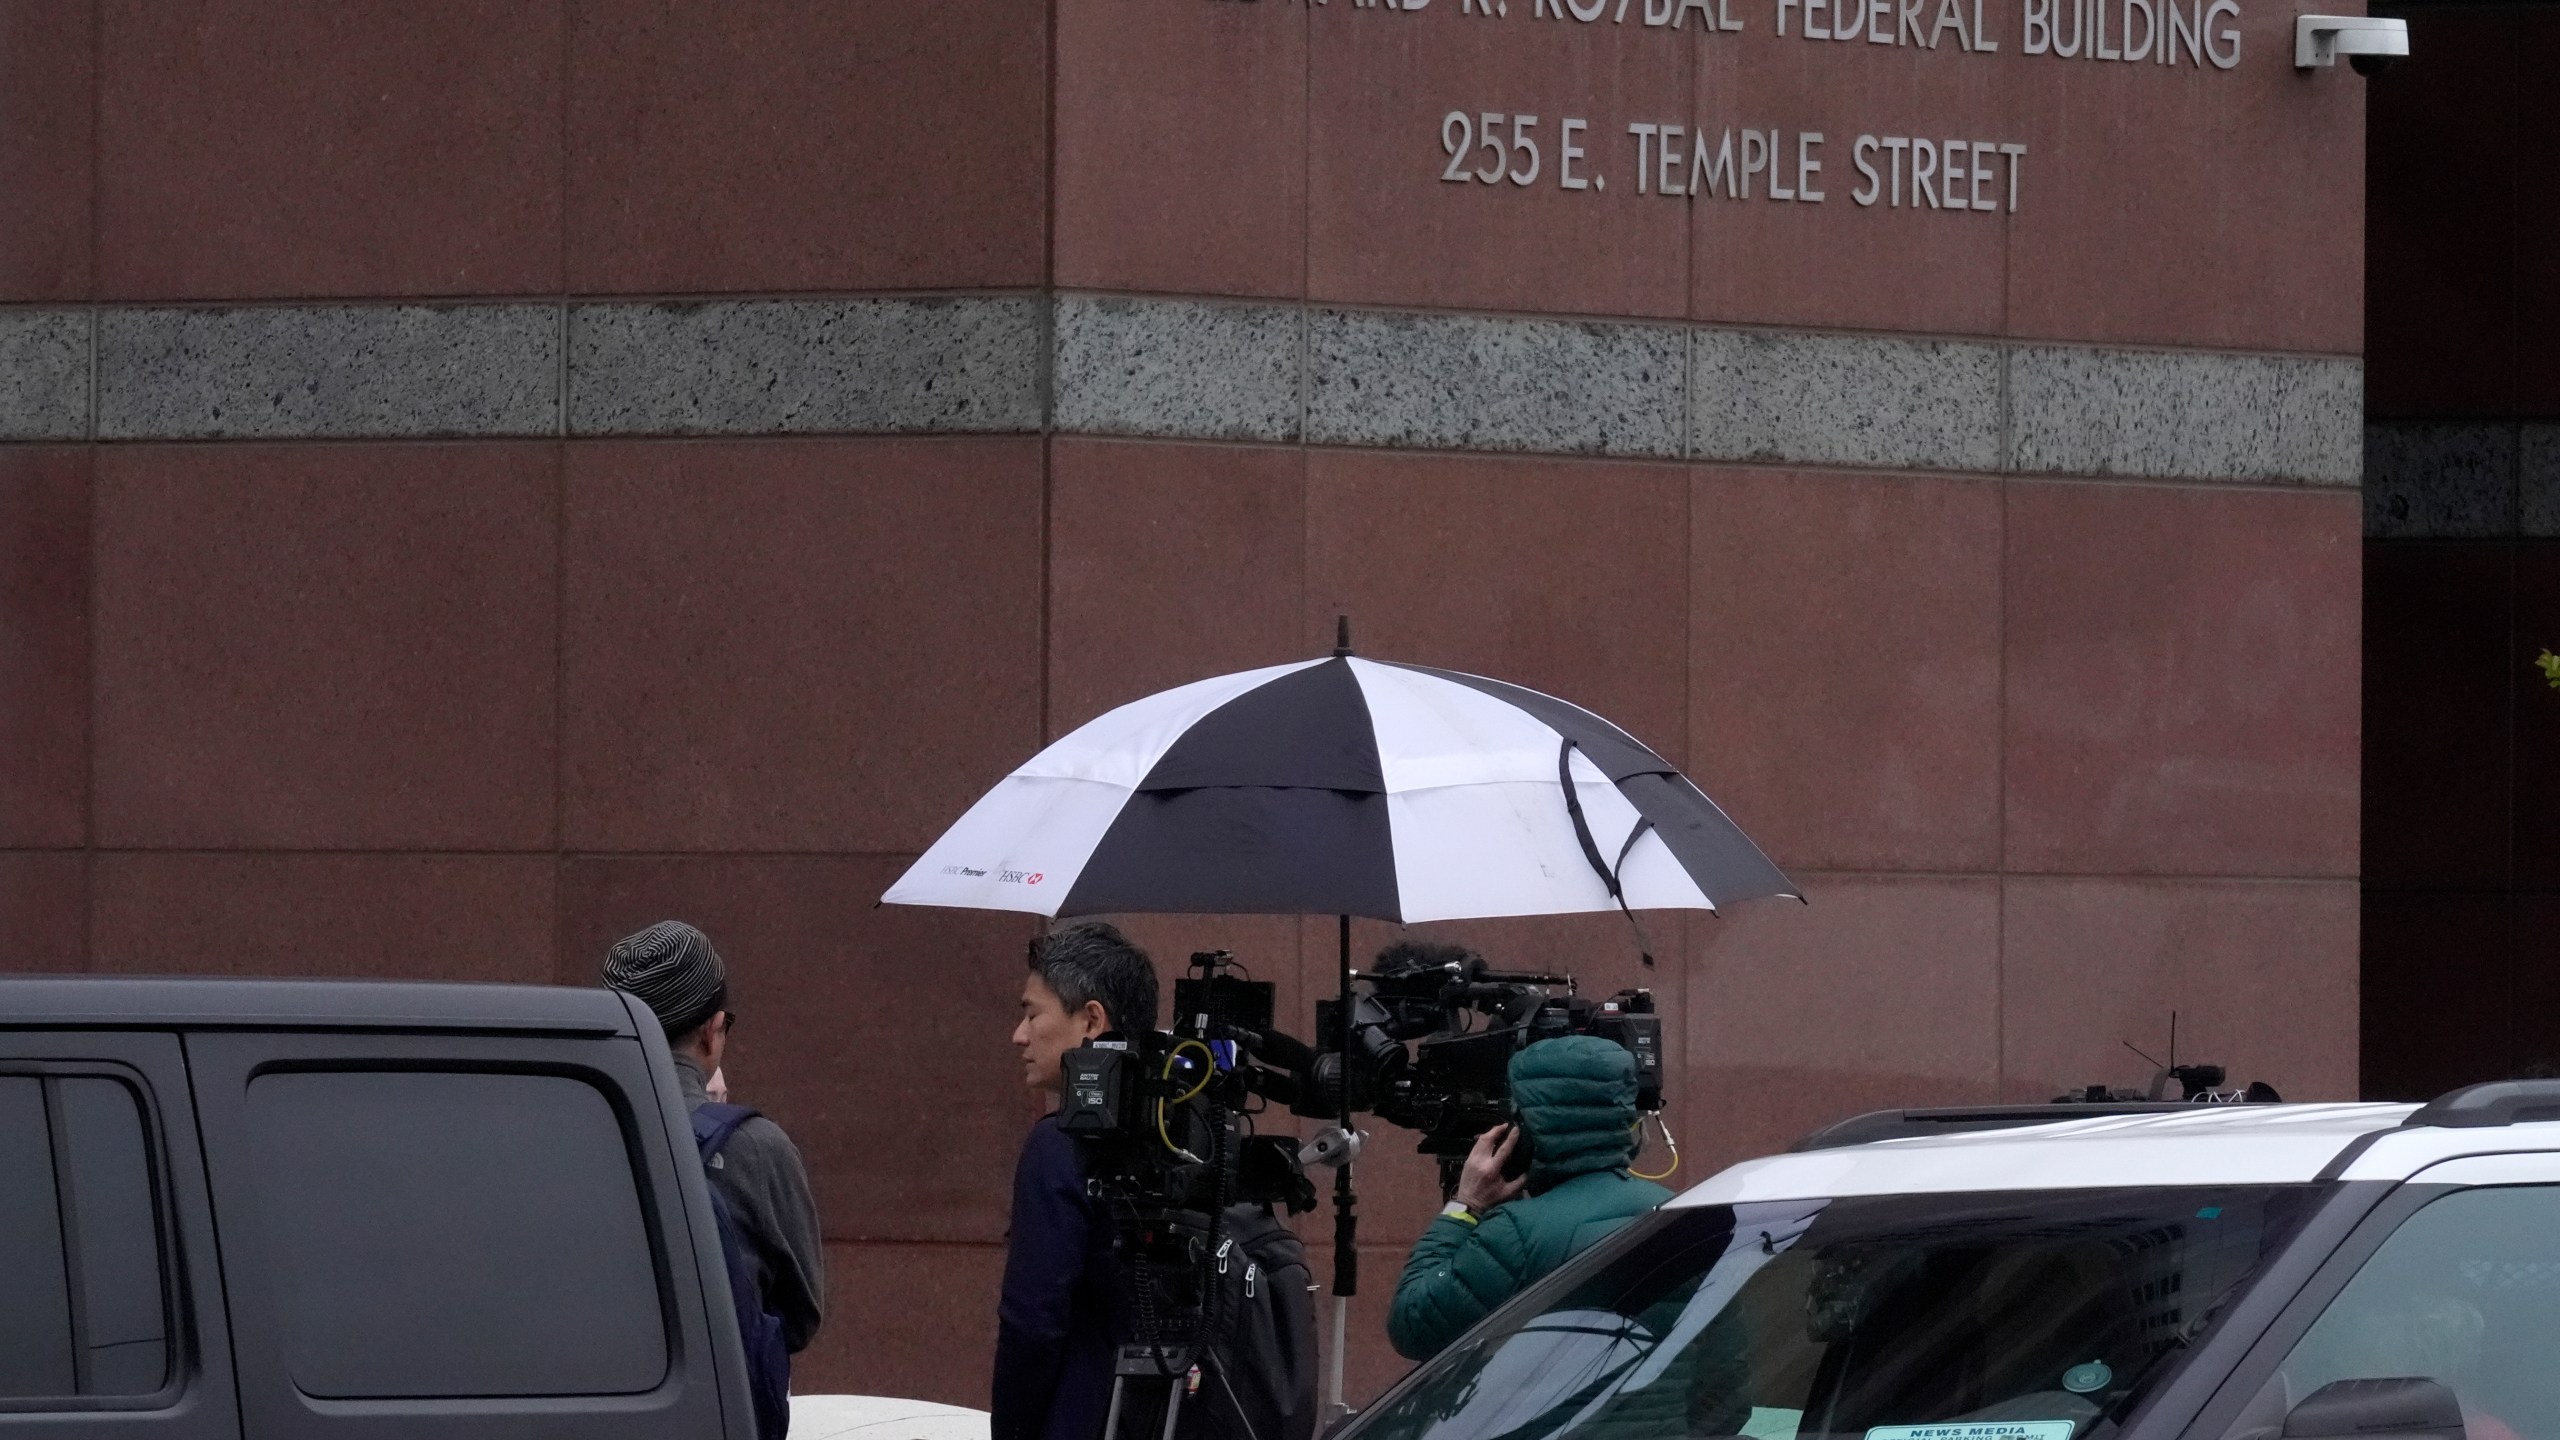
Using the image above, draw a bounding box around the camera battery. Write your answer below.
[1594,1009,1665,1112]
[1060,1039,1137,1136]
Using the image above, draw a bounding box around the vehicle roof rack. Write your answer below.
[2402,1080,2560,1129]
[1792,1103,2203,1152]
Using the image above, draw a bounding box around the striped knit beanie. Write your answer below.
[601,920,726,1037]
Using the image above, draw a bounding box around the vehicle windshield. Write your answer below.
[1350,1186,2329,1440]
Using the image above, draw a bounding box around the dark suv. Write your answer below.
[0,978,758,1440]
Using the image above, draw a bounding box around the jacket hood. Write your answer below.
[1511,1035,1639,1189]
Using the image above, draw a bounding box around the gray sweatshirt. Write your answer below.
[676,1053,827,1352]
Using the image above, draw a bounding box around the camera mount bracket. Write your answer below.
[2294,14,2408,70]
[1298,1126,1365,1170]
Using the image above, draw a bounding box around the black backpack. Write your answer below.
[693,1103,793,1440]
[1173,1206,1319,1440]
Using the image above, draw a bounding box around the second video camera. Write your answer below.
[1306,941,1665,1193]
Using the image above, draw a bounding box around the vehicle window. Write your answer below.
[57,1078,174,1394]
[0,1076,76,1398]
[0,1073,173,1402]
[1350,1187,2327,1440]
[2233,1185,2560,1440]
[244,1070,668,1399]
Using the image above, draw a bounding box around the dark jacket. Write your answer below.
[1386,1037,1673,1362]
[992,1115,1124,1440]
[674,1055,826,1353]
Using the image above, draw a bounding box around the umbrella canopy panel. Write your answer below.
[881,656,1798,923]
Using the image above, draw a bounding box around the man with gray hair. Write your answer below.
[993,921,1160,1440]
[603,921,824,1432]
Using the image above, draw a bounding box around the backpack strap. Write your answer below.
[691,1101,762,1162]
[689,1102,792,1440]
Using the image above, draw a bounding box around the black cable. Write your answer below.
[1197,1091,1235,1365]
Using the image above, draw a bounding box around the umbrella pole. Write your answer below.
[1329,912,1355,1418]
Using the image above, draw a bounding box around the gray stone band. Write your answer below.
[572,298,1042,436]
[2365,421,2560,538]
[1304,309,1685,457]
[0,310,90,442]
[1058,297,2359,484]
[0,294,2363,485]
[97,305,559,440]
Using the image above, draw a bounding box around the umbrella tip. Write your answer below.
[1333,614,1353,658]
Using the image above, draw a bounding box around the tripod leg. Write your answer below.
[1103,1375,1129,1440]
[1328,1296,1349,1417]
[1159,1376,1186,1440]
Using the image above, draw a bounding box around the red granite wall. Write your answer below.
[0,0,2364,1410]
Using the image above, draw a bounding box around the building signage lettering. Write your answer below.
[1344,0,2247,212]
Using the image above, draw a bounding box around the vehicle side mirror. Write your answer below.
[2282,1378,2466,1440]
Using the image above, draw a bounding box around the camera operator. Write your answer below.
[1385,1035,1673,1363]
[993,921,1160,1440]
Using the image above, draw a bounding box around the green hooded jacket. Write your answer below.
[1385,1035,1673,1362]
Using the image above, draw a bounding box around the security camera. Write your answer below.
[2295,14,2409,75]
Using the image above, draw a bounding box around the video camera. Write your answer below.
[1057,943,1668,1438]
[1302,941,1664,1194]
[1059,950,1317,1217]
[1060,942,1667,1209]
[1057,953,1319,1438]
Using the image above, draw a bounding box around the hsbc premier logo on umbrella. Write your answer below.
[939,864,1042,885]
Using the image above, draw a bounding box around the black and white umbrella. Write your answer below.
[885,635,1797,1412]
[882,647,1799,925]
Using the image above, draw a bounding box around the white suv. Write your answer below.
[1343,1084,2560,1440]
